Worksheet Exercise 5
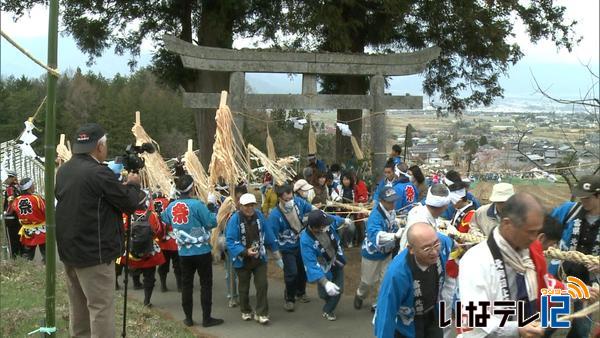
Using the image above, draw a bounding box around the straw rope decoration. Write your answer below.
[210,196,237,261]
[56,134,72,163]
[131,111,173,195]
[266,125,277,161]
[208,91,248,191]
[350,134,364,160]
[308,116,317,155]
[183,139,210,202]
[440,228,600,266]
[247,144,296,185]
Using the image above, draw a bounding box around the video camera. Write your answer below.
[116,143,155,173]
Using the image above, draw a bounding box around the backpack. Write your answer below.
[130,210,155,258]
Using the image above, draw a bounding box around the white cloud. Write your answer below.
[509,0,599,64]
[1,5,49,38]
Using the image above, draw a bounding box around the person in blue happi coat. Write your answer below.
[161,174,223,328]
[355,186,403,311]
[373,161,418,211]
[226,193,282,325]
[268,183,317,311]
[300,209,346,321]
[374,222,454,338]
[548,175,600,338]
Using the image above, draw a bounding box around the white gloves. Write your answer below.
[276,259,284,269]
[394,227,404,240]
[207,192,217,205]
[344,218,353,226]
[324,281,341,296]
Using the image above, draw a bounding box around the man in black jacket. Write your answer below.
[56,123,144,338]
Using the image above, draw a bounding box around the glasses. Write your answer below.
[419,241,441,253]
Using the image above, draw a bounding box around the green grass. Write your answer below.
[0,258,209,337]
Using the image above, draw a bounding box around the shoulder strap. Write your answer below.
[564,202,583,226]
[487,229,512,301]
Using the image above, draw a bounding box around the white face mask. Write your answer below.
[283,199,295,212]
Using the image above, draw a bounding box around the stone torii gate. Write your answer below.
[164,34,440,171]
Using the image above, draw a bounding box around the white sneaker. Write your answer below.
[255,314,270,325]
[241,312,253,321]
[322,312,337,321]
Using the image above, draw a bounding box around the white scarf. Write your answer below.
[494,228,538,301]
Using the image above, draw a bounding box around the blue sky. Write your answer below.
[1,2,598,101]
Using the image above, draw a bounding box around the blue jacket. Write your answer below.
[440,191,481,220]
[225,210,279,269]
[161,198,217,256]
[548,201,586,277]
[314,159,327,173]
[373,176,418,211]
[268,196,314,252]
[392,156,402,165]
[299,215,346,283]
[373,233,454,338]
[361,205,399,260]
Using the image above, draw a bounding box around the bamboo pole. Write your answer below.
[44,0,59,335]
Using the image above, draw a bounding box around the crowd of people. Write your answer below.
[2,122,599,338]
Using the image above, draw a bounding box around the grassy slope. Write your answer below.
[0,258,211,338]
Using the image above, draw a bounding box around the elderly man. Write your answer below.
[470,183,515,237]
[399,184,451,250]
[374,222,454,338]
[549,175,600,338]
[226,193,281,324]
[459,193,548,338]
[354,186,403,311]
[56,123,144,338]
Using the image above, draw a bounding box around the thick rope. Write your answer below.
[1,30,60,77]
[557,301,599,321]
[441,230,600,266]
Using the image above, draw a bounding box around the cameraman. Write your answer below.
[56,123,145,338]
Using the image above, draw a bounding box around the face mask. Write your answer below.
[283,199,294,212]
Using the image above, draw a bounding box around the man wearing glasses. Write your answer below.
[373,222,454,338]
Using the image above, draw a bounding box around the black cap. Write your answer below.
[380,186,400,202]
[72,123,106,154]
[307,209,333,228]
[572,175,600,198]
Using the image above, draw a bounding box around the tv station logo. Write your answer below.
[438,276,590,330]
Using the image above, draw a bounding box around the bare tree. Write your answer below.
[531,64,600,173]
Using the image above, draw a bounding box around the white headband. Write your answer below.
[176,182,194,193]
[425,188,450,207]
[20,179,33,191]
[448,188,467,204]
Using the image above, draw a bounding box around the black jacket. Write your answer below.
[56,154,143,267]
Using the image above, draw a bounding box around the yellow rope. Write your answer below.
[1,30,60,77]
[545,247,600,267]
[442,230,600,266]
